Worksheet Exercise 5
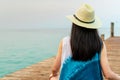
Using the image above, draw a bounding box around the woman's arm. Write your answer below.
[101,42,120,80]
[49,40,62,79]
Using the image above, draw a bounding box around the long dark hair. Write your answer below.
[70,23,103,61]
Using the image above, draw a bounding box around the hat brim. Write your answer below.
[66,15,102,29]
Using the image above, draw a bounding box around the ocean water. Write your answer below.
[0,28,70,77]
[0,27,119,77]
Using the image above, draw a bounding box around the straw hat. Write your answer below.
[67,4,102,29]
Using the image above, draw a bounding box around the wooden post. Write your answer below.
[111,22,114,37]
[101,34,105,41]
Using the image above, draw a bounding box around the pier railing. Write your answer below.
[101,22,115,41]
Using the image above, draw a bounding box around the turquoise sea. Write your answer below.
[0,28,70,77]
[0,27,119,77]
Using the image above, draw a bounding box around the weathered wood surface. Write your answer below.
[105,37,120,75]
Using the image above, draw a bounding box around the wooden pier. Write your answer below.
[105,37,120,74]
[0,22,120,80]
[0,57,55,80]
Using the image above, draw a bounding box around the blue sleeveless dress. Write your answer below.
[59,36,103,80]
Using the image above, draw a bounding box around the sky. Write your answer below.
[0,0,120,29]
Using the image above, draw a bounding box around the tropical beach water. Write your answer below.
[0,28,70,77]
[0,27,119,77]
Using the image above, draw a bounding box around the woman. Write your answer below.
[49,4,120,80]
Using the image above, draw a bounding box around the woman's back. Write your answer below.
[59,36,103,80]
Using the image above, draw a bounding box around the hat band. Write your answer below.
[73,15,95,24]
